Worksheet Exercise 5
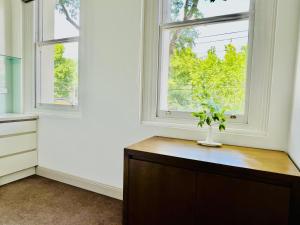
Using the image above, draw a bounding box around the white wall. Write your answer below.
[0,0,22,58]
[23,0,300,189]
[27,0,156,188]
[0,0,12,56]
[11,0,22,58]
[289,15,300,168]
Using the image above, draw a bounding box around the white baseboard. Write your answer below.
[36,166,123,200]
[0,167,36,186]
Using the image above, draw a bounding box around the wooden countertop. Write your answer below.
[127,136,300,177]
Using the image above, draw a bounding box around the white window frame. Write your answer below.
[141,0,278,136]
[157,0,254,124]
[35,0,80,111]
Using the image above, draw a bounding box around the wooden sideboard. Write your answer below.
[123,136,300,225]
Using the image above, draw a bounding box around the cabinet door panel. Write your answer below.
[128,159,196,225]
[197,172,290,225]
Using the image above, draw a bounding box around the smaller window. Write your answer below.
[36,0,80,108]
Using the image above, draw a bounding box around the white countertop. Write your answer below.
[0,113,38,122]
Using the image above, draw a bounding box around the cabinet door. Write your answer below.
[196,172,290,225]
[128,159,196,225]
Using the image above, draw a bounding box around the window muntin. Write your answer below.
[158,0,252,120]
[36,0,80,108]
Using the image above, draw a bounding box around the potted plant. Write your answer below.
[192,97,226,147]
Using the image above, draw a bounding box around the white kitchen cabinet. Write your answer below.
[0,115,38,186]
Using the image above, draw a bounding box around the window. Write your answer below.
[36,0,80,108]
[158,0,252,121]
[142,0,278,135]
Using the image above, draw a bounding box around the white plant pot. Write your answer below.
[197,126,222,147]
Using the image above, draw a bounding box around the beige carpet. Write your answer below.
[0,175,122,225]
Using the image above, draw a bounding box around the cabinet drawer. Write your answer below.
[0,133,37,158]
[0,120,37,136]
[0,151,38,177]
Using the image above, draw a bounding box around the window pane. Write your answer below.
[39,42,78,106]
[163,0,250,23]
[160,20,249,115]
[42,0,80,41]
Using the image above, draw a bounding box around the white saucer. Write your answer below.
[197,140,222,147]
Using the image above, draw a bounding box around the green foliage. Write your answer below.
[168,0,246,115]
[54,44,77,99]
[54,0,79,102]
[192,96,226,131]
[168,44,247,114]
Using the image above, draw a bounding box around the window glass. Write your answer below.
[39,42,78,106]
[37,0,80,108]
[42,0,80,41]
[159,0,251,116]
[164,0,251,23]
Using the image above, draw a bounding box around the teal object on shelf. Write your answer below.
[0,55,22,114]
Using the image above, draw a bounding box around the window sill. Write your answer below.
[140,118,282,150]
[141,119,267,138]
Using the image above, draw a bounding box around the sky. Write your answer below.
[193,20,249,58]
[192,0,250,19]
[168,0,250,22]
[54,4,79,60]
[52,0,250,60]
[168,0,251,58]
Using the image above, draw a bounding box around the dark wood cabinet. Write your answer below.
[196,172,290,225]
[128,160,196,225]
[123,137,300,225]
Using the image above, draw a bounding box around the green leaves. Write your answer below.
[219,123,226,131]
[193,111,207,128]
[54,44,77,99]
[192,97,226,132]
[169,43,247,113]
[198,121,205,127]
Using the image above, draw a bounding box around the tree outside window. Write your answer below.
[161,0,250,115]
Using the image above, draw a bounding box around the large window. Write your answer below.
[36,0,80,108]
[158,0,252,121]
[143,0,277,136]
